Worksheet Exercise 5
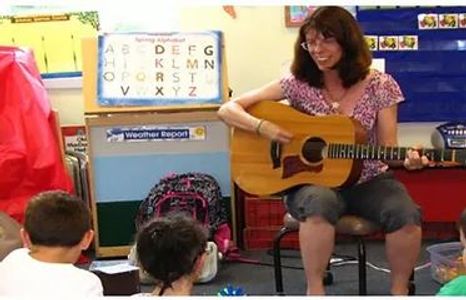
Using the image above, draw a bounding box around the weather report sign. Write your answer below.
[106,126,206,143]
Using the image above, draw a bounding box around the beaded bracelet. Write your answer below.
[255,119,265,135]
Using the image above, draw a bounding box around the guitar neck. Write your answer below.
[327,144,461,163]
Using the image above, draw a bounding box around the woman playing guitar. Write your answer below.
[218,6,428,296]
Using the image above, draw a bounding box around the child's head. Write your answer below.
[459,208,466,266]
[460,208,466,246]
[22,190,93,248]
[136,214,208,292]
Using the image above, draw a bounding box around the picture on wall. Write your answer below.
[284,6,357,27]
[284,6,317,27]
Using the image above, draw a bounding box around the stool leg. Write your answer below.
[273,227,296,295]
[323,262,334,285]
[357,237,367,295]
[408,270,415,295]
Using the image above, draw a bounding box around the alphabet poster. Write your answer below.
[97,31,223,107]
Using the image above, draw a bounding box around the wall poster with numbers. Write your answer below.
[96,31,224,107]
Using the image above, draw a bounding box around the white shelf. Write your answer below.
[44,76,82,89]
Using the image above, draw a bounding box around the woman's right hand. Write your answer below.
[257,120,293,144]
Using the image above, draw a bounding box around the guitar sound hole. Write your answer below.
[302,137,326,163]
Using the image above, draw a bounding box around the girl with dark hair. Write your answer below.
[136,214,208,296]
[218,6,427,295]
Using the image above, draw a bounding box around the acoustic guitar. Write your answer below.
[231,101,466,196]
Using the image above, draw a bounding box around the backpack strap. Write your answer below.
[223,245,260,264]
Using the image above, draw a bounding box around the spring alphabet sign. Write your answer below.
[97,31,223,106]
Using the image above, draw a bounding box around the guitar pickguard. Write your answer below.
[282,155,323,179]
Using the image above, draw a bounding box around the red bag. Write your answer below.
[0,46,73,223]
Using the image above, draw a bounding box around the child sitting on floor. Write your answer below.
[437,207,466,296]
[135,214,208,296]
[0,190,103,297]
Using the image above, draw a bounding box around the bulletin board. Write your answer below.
[83,31,229,114]
[356,6,466,122]
[0,11,98,77]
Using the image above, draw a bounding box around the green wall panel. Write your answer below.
[97,201,140,247]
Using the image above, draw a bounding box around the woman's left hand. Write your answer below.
[403,146,430,170]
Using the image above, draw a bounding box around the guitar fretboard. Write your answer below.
[327,144,457,162]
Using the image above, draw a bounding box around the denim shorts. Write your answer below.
[284,171,422,233]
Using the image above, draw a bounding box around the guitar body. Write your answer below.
[231,101,367,196]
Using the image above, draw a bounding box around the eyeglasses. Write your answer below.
[300,42,311,51]
[300,37,337,51]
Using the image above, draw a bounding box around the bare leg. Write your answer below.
[299,216,335,295]
[385,224,422,295]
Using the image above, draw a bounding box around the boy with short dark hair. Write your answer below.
[0,190,103,297]
[437,208,466,296]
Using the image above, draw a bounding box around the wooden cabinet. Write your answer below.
[86,112,231,257]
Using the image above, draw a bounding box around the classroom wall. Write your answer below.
[47,5,440,147]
